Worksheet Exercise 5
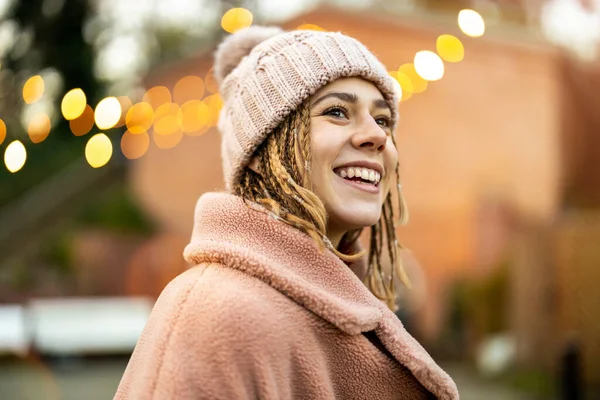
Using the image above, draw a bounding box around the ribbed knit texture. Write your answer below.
[215,27,399,190]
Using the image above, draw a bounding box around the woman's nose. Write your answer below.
[351,117,387,152]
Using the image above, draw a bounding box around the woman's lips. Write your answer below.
[334,173,380,194]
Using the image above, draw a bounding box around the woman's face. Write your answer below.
[308,77,398,243]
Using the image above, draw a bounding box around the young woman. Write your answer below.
[115,26,458,400]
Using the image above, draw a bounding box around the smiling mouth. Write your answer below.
[333,166,381,187]
[333,166,381,194]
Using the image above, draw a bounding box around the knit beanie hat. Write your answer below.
[214,26,399,191]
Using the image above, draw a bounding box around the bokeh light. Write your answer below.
[85,133,113,168]
[0,118,5,145]
[115,96,132,128]
[458,9,485,37]
[27,113,51,144]
[437,34,465,62]
[414,51,445,81]
[396,71,414,102]
[205,68,219,94]
[153,127,183,149]
[204,94,223,127]
[94,97,121,130]
[143,86,171,110]
[181,100,209,135]
[121,130,149,160]
[388,72,403,100]
[4,140,26,173]
[398,64,428,94]
[126,102,154,134]
[69,104,95,136]
[23,75,44,104]
[153,103,182,136]
[61,88,87,120]
[221,8,253,33]
[296,24,325,31]
[173,75,205,104]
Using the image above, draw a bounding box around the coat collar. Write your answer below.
[184,192,458,399]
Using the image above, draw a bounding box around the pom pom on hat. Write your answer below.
[214,26,284,86]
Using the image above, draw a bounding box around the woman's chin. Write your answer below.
[329,208,381,231]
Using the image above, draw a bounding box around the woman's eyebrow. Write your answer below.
[311,91,358,107]
[372,98,390,112]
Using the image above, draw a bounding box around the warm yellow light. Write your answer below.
[173,75,205,104]
[458,9,485,37]
[0,118,5,145]
[399,90,412,102]
[70,105,95,136]
[398,64,427,94]
[181,100,209,135]
[115,96,132,128]
[296,24,325,31]
[389,73,403,100]
[94,97,121,130]
[4,140,27,173]
[85,133,113,168]
[61,88,87,120]
[126,102,154,134]
[154,103,182,136]
[121,130,149,160]
[436,35,464,62]
[153,128,183,149]
[414,51,445,81]
[28,113,51,144]
[221,8,253,33]
[143,86,172,110]
[396,71,414,98]
[204,94,224,127]
[23,75,44,104]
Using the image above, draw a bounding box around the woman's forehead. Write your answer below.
[312,77,384,100]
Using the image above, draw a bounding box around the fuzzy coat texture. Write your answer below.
[114,193,459,400]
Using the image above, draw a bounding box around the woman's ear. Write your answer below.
[248,155,261,175]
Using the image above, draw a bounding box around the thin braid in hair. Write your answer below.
[232,100,421,310]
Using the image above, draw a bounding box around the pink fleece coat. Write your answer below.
[114,193,459,399]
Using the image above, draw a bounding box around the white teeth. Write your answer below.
[336,166,382,184]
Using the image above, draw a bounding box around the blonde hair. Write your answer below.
[232,102,411,310]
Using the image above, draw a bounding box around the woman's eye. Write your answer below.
[375,116,390,127]
[323,107,348,119]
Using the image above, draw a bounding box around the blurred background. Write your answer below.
[0,0,599,399]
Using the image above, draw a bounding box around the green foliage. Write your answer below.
[4,258,33,290]
[0,0,103,207]
[507,367,556,398]
[444,261,511,357]
[76,183,155,234]
[40,231,75,275]
[0,133,82,208]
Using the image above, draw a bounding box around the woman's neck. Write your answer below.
[326,230,345,250]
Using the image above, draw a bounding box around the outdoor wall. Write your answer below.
[554,212,600,386]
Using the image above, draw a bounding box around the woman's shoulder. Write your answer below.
[155,263,295,335]
[162,263,282,304]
